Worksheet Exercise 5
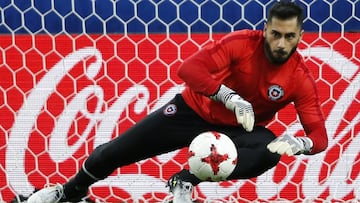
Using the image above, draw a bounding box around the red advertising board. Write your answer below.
[0,33,359,202]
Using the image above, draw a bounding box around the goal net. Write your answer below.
[0,0,359,202]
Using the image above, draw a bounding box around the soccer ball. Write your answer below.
[188,131,238,182]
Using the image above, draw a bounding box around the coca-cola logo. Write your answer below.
[1,34,359,202]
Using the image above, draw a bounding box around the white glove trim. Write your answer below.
[267,134,313,156]
[209,84,255,132]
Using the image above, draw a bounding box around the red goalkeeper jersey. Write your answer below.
[178,29,328,154]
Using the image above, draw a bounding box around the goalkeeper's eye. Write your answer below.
[285,33,296,40]
[271,31,281,39]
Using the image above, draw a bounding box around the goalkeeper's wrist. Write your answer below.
[297,137,313,154]
[209,84,237,104]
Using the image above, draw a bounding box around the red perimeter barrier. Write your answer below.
[0,33,359,202]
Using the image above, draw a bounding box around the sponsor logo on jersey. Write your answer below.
[163,104,177,116]
[268,85,284,101]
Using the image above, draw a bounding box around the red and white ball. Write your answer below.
[188,131,238,182]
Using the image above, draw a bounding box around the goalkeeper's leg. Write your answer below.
[167,126,280,202]
[171,126,280,183]
[55,94,211,201]
[226,126,281,179]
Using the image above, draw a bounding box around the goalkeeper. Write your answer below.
[28,1,328,203]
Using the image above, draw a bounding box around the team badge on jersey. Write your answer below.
[268,85,284,101]
[163,104,177,116]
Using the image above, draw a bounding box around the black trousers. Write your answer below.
[82,94,280,185]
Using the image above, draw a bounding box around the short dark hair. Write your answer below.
[268,1,304,27]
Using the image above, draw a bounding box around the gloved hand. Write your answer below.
[210,85,255,132]
[267,134,313,156]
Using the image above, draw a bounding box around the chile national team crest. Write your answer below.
[163,104,177,116]
[268,85,284,101]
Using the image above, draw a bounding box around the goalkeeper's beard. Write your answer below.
[264,40,297,65]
